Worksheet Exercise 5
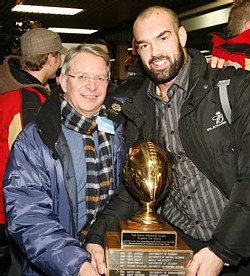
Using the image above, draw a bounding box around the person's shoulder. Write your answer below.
[0,88,21,97]
[105,94,125,126]
[20,121,37,136]
[0,56,22,94]
[218,63,250,82]
[107,81,118,94]
[0,89,23,111]
[111,75,150,98]
[14,121,43,150]
[225,65,250,94]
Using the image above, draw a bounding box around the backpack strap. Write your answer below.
[216,62,241,124]
[217,79,232,124]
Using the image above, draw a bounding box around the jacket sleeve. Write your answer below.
[3,125,91,275]
[210,69,250,265]
[86,184,140,246]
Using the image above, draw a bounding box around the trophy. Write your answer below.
[105,140,193,276]
[122,139,172,229]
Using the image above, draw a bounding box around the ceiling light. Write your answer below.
[48,27,98,35]
[11,5,83,15]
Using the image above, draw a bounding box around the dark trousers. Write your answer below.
[173,225,250,276]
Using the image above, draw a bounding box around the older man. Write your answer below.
[3,44,123,275]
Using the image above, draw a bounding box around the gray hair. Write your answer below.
[61,43,110,76]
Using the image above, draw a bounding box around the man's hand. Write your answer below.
[77,261,100,276]
[207,56,234,69]
[207,56,226,69]
[187,247,224,276]
[86,243,106,275]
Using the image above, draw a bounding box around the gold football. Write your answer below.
[123,139,172,225]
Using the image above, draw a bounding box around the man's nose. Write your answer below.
[85,77,97,90]
[151,43,162,56]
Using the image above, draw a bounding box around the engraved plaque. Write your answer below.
[120,221,176,247]
[109,270,186,276]
[106,232,193,276]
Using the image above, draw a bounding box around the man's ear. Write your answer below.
[59,74,67,93]
[46,53,54,67]
[178,26,187,48]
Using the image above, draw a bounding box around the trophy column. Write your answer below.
[105,140,193,276]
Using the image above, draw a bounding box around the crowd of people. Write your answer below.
[1,1,250,275]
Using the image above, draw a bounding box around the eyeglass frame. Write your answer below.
[66,73,109,85]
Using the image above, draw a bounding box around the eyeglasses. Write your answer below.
[66,73,109,85]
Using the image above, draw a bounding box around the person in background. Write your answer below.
[211,0,250,70]
[124,53,139,72]
[109,38,146,99]
[83,37,118,92]
[0,27,66,274]
[3,44,123,275]
[86,5,250,276]
[82,37,111,56]
[124,38,143,78]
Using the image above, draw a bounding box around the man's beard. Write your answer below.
[142,43,185,85]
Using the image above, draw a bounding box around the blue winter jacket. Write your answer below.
[3,88,124,275]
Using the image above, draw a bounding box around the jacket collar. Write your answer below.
[35,86,62,152]
[180,48,220,117]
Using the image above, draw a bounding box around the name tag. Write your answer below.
[97,116,115,134]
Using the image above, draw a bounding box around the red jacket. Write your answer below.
[211,29,250,70]
[0,56,48,224]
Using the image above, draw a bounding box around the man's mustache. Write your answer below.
[149,55,171,65]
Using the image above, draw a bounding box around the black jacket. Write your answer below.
[87,48,250,265]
